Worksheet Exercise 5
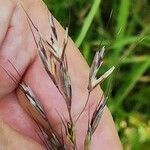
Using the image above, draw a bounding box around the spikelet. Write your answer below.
[88,46,115,91]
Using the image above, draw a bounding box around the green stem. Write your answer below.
[76,0,102,47]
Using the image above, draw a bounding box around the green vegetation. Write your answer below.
[43,0,150,149]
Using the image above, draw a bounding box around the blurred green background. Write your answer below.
[43,0,150,149]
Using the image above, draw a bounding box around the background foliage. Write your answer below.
[43,0,150,149]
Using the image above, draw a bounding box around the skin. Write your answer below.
[0,0,123,149]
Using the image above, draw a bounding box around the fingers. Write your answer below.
[0,119,44,150]
[0,0,16,47]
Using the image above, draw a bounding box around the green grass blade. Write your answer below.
[75,0,102,47]
[114,0,130,57]
[115,0,130,40]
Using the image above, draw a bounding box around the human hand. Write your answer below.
[0,0,122,149]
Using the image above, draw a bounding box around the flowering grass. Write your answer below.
[1,5,115,149]
[43,0,150,149]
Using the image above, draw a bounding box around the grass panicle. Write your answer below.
[43,0,150,149]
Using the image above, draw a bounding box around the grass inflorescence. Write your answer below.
[24,10,114,149]
[43,0,150,149]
